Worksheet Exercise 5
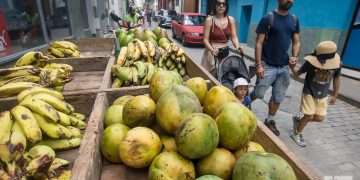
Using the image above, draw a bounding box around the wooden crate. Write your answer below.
[0,90,99,178]
[63,38,116,58]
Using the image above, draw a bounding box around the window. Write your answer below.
[183,15,206,26]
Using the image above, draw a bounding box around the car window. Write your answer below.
[183,15,206,26]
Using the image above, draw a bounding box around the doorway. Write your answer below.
[239,5,252,43]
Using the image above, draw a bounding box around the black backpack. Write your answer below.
[265,11,298,41]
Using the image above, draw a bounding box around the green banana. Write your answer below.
[31,93,74,114]
[0,111,13,145]
[133,61,147,79]
[67,126,81,138]
[112,78,123,88]
[20,96,60,123]
[36,138,81,151]
[34,113,72,139]
[145,63,155,82]
[17,87,64,102]
[114,66,132,82]
[53,86,64,92]
[15,51,43,67]
[58,111,71,126]
[69,116,86,130]
[11,106,42,143]
[25,145,56,176]
[131,67,138,85]
[49,47,65,58]
[0,82,41,98]
[70,113,85,121]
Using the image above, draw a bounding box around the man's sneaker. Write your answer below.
[264,119,280,136]
[290,133,306,147]
[292,116,300,134]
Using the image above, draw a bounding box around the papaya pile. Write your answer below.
[101,74,297,180]
[112,27,187,88]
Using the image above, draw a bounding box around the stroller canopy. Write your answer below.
[218,55,250,90]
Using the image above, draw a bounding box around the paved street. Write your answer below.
[167,29,360,179]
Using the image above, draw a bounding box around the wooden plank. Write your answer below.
[48,57,110,72]
[64,71,104,92]
[100,56,116,90]
[66,38,115,54]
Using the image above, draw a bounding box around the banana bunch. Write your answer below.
[48,41,80,58]
[116,39,158,66]
[15,51,49,67]
[0,66,42,87]
[0,87,85,179]
[39,63,73,90]
[111,61,157,88]
[157,43,186,77]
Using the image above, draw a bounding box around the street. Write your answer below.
[167,29,360,179]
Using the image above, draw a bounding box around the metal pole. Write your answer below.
[36,0,50,42]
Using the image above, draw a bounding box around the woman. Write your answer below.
[201,0,243,73]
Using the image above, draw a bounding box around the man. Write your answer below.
[250,0,301,136]
[123,7,141,29]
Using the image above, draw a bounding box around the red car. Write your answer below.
[171,13,206,45]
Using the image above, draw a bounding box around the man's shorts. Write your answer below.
[301,94,328,116]
[252,63,290,103]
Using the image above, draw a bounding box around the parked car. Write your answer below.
[159,16,172,28]
[158,9,177,28]
[171,13,206,45]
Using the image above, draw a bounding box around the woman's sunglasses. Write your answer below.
[216,2,226,7]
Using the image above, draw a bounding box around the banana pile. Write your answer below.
[112,62,156,87]
[15,51,49,67]
[0,64,73,97]
[0,87,86,179]
[47,41,80,58]
[157,43,186,76]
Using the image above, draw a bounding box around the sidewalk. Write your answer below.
[242,45,360,179]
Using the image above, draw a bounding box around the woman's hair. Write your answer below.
[208,0,229,16]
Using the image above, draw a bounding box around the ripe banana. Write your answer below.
[69,116,86,130]
[25,145,56,176]
[54,169,71,180]
[0,67,40,81]
[11,105,42,143]
[145,63,155,82]
[17,87,64,102]
[0,111,13,145]
[47,158,69,177]
[15,52,43,67]
[43,63,74,72]
[133,61,147,79]
[67,126,81,138]
[53,85,65,92]
[70,113,85,121]
[134,39,148,57]
[133,43,141,60]
[131,67,138,85]
[144,40,156,57]
[0,75,40,85]
[20,96,60,123]
[176,48,184,57]
[34,113,72,139]
[0,168,10,180]
[112,78,123,88]
[71,50,80,57]
[117,47,128,65]
[57,111,71,126]
[48,47,65,58]
[36,138,81,151]
[51,41,78,51]
[58,48,75,56]
[9,121,27,161]
[127,42,135,59]
[0,82,41,98]
[31,93,74,114]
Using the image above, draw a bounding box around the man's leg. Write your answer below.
[250,64,276,102]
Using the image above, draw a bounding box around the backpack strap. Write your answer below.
[265,11,274,41]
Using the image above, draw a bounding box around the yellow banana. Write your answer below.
[0,111,13,145]
[43,63,74,72]
[71,50,80,57]
[9,121,27,161]
[20,96,60,123]
[131,67,138,85]
[127,42,135,59]
[47,158,69,177]
[117,47,128,65]
[134,39,148,57]
[51,41,78,51]
[133,43,141,60]
[17,87,64,102]
[0,168,10,180]
[31,93,74,114]
[70,113,85,121]
[0,82,41,98]
[55,169,71,180]
[34,113,72,139]
[67,126,81,138]
[112,78,123,88]
[11,106,42,143]
[57,111,71,126]
[145,62,155,82]
[15,51,42,67]
[57,48,75,57]
[25,145,56,176]
[69,116,86,130]
[53,85,64,92]
[36,138,81,151]
[49,47,65,58]
[0,67,40,81]
[0,75,40,85]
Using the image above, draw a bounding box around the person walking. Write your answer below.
[146,9,152,27]
[201,0,244,74]
[123,7,141,29]
[289,41,341,147]
[250,0,301,136]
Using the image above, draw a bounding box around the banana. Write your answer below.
[131,67,138,85]
[25,145,56,176]
[56,111,71,126]
[177,63,183,70]
[144,40,156,57]
[51,41,78,51]
[117,47,128,65]
[69,116,86,130]
[36,138,81,151]
[49,47,65,58]
[34,113,72,139]
[0,168,10,180]
[17,87,64,102]
[0,111,13,145]
[20,96,60,123]
[181,55,186,64]
[47,158,69,177]
[133,43,141,60]
[114,66,132,82]
[15,52,42,67]
[71,50,80,57]
[0,67,40,81]
[11,106,42,143]
[53,86,65,92]
[166,59,173,68]
[31,93,74,114]
[179,67,186,77]
[112,78,123,88]
[145,63,155,82]
[70,113,85,121]
[9,121,27,161]
[134,39,148,57]
[43,63,74,72]
[133,61,147,79]
[0,75,40,85]
[176,48,184,57]
[54,169,71,180]
[0,82,41,98]
[57,48,75,57]
[127,42,135,59]
[67,126,81,138]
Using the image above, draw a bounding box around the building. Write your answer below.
[158,0,201,13]
[202,0,359,69]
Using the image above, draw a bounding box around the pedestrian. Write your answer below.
[250,0,301,136]
[123,7,141,29]
[146,9,152,27]
[290,41,341,147]
[233,77,252,109]
[201,0,244,74]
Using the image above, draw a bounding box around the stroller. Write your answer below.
[214,54,255,90]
